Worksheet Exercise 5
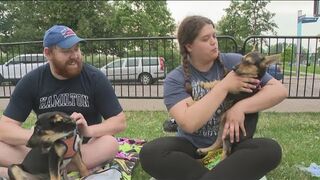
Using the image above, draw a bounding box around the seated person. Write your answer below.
[0,25,126,178]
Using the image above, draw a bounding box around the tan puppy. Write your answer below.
[189,49,280,160]
[8,112,89,180]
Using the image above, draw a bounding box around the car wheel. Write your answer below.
[138,73,153,85]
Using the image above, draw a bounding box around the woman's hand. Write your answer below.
[220,71,260,94]
[221,107,246,143]
[71,112,92,137]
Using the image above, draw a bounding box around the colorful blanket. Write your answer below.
[68,137,146,180]
[201,148,223,170]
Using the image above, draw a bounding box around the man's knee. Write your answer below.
[85,135,119,156]
[0,141,29,167]
[98,135,118,152]
[80,135,119,169]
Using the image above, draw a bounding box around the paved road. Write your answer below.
[0,98,318,112]
[282,76,320,98]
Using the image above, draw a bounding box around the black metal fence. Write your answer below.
[0,35,319,99]
[242,36,320,99]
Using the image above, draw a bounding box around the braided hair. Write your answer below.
[177,15,216,96]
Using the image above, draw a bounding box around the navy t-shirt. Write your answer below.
[163,53,272,148]
[4,63,122,125]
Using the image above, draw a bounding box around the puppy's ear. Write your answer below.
[251,42,258,52]
[261,54,281,68]
[53,114,64,123]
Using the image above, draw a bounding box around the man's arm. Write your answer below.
[0,115,33,145]
[72,112,126,138]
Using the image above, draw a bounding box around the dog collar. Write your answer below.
[64,129,78,140]
[62,131,81,159]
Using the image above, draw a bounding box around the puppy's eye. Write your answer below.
[35,126,41,133]
[50,120,56,126]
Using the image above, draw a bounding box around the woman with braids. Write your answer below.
[139,15,287,180]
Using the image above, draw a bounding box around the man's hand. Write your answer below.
[222,107,246,143]
[71,112,92,137]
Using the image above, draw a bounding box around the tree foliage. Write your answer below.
[0,1,175,43]
[217,0,278,46]
[109,1,176,56]
[0,1,176,57]
[112,0,175,37]
[282,44,296,65]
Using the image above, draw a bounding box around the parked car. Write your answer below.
[0,54,47,85]
[100,57,166,85]
[267,63,283,80]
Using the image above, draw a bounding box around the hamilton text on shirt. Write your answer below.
[39,93,89,109]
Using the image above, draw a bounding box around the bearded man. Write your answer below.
[0,25,126,178]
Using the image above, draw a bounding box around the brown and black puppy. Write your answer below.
[193,49,280,160]
[8,112,89,180]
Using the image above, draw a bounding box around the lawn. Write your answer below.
[283,65,320,76]
[21,111,320,180]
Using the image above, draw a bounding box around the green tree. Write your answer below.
[0,1,116,43]
[112,0,175,37]
[269,43,284,54]
[0,1,175,41]
[0,1,176,57]
[110,1,176,57]
[317,47,320,65]
[282,44,296,66]
[217,0,278,46]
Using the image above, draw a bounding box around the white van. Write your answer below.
[0,54,47,85]
[100,57,166,85]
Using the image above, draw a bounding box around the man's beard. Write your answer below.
[51,58,83,79]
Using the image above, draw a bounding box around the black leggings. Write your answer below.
[139,115,282,180]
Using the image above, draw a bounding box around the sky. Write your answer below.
[166,1,320,36]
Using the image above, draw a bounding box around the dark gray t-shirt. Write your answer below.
[163,53,272,148]
[4,63,122,125]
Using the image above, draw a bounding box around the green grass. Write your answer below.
[20,111,320,180]
[284,65,320,76]
[254,112,320,180]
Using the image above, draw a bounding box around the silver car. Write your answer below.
[0,54,47,85]
[100,57,166,85]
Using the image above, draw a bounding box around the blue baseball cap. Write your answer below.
[43,25,84,48]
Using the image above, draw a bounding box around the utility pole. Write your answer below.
[296,10,318,77]
[296,10,302,78]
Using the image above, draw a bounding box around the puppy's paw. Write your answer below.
[200,81,219,90]
[196,148,209,156]
[8,165,28,180]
